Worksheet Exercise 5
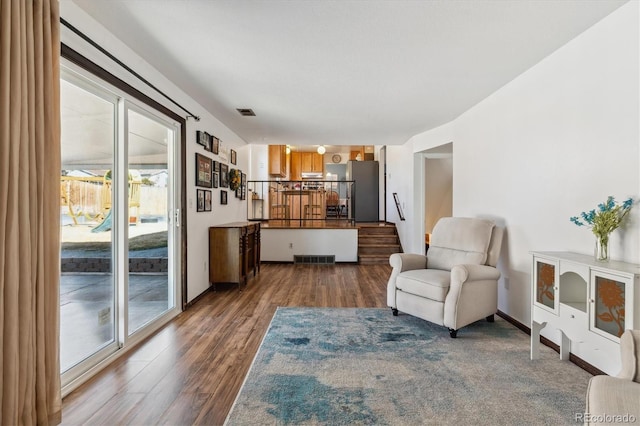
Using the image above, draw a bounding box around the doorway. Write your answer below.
[422,143,453,250]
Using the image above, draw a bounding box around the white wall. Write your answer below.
[62,1,249,303]
[385,141,415,252]
[424,156,453,235]
[261,229,358,262]
[389,1,640,325]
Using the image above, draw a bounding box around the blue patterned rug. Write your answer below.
[225,308,592,425]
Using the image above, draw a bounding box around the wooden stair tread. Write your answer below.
[357,223,400,264]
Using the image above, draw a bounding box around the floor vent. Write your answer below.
[293,255,336,264]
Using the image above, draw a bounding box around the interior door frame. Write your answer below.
[380,146,387,222]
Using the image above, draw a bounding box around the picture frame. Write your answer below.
[235,186,242,198]
[219,142,228,162]
[196,189,205,212]
[212,136,220,155]
[230,149,237,165]
[204,133,212,152]
[220,163,229,187]
[204,190,212,211]
[195,153,213,188]
[212,160,220,173]
[220,190,228,205]
[212,171,219,188]
[241,173,247,200]
[197,131,210,150]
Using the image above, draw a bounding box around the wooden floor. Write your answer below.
[61,262,391,425]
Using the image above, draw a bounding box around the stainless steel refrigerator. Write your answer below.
[346,160,379,222]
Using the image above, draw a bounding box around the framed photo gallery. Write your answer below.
[195,130,246,210]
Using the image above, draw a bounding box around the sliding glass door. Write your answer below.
[126,106,177,335]
[60,66,181,387]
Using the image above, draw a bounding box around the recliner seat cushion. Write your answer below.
[396,269,451,302]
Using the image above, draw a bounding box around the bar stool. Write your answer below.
[304,204,323,220]
[270,204,289,219]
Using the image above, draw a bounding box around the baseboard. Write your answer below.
[496,310,606,376]
[185,286,213,309]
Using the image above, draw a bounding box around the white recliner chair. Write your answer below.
[585,330,640,425]
[387,217,503,337]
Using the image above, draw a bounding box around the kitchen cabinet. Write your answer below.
[301,152,324,173]
[290,152,324,180]
[350,147,364,161]
[290,152,302,181]
[209,222,260,289]
[268,145,287,177]
[530,251,640,375]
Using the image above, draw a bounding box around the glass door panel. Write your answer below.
[126,108,175,335]
[534,259,557,312]
[591,273,626,340]
[60,76,117,372]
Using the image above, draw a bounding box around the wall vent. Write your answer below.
[293,255,335,264]
[236,108,256,116]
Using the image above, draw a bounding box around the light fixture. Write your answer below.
[286,145,291,154]
[317,145,326,155]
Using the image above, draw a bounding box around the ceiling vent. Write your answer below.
[236,108,256,117]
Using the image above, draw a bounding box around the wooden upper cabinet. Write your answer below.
[301,152,313,172]
[268,145,286,177]
[300,152,324,173]
[290,152,302,180]
[312,153,324,173]
[288,151,324,179]
[350,147,364,161]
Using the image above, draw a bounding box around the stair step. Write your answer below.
[358,254,392,265]
[357,225,397,235]
[358,235,398,244]
[358,244,401,255]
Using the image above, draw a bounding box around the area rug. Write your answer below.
[225,307,592,425]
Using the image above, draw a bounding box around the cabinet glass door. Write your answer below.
[591,272,626,340]
[534,259,557,312]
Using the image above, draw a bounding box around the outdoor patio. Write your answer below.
[60,272,169,372]
[60,220,170,372]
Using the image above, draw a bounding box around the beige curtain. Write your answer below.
[1,0,62,424]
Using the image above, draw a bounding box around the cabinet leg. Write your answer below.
[530,321,547,360]
[559,330,571,361]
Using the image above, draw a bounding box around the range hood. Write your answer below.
[301,172,324,179]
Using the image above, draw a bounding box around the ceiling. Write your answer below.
[68,0,627,150]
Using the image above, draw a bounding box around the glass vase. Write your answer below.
[595,235,610,262]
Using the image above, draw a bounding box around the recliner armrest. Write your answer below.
[389,253,428,272]
[450,264,501,285]
[443,264,501,330]
[387,253,428,309]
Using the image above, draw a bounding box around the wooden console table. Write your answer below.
[209,222,260,290]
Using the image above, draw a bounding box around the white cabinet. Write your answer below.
[530,251,640,375]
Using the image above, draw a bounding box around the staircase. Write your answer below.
[357,223,402,265]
